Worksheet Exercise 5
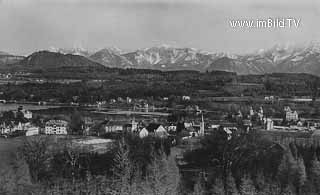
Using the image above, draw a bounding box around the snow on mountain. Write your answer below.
[48,46,93,57]
[36,43,320,76]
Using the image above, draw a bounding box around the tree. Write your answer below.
[295,157,307,191]
[239,176,257,195]
[0,153,31,194]
[280,185,296,195]
[69,109,84,135]
[20,136,51,183]
[309,156,320,193]
[112,138,135,195]
[211,177,225,195]
[142,151,180,195]
[225,173,239,195]
[192,176,206,195]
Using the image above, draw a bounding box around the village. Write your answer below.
[1,94,320,147]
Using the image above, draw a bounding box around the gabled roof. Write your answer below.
[146,123,161,132]
[101,120,127,126]
[139,128,149,138]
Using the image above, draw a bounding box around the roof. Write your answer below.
[101,120,127,126]
[139,128,149,138]
[146,123,161,132]
[46,120,68,126]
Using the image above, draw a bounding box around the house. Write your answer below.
[243,119,252,127]
[155,125,168,138]
[243,119,252,132]
[104,121,124,133]
[167,124,177,132]
[258,107,264,121]
[26,126,39,136]
[223,128,233,140]
[182,96,191,101]
[249,107,254,117]
[123,120,139,133]
[286,110,299,121]
[284,107,299,121]
[126,97,132,104]
[83,117,94,135]
[131,119,138,132]
[22,110,32,119]
[0,123,11,134]
[265,118,274,130]
[17,106,32,119]
[45,120,68,135]
[144,103,149,112]
[264,96,274,102]
[12,122,26,131]
[184,122,193,128]
[139,128,149,138]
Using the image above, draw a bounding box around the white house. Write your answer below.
[167,124,177,132]
[26,126,39,136]
[286,110,299,121]
[45,120,68,135]
[104,121,123,133]
[182,96,191,101]
[22,110,32,119]
[265,118,274,130]
[126,97,132,104]
[0,123,11,134]
[155,125,168,138]
[139,128,149,138]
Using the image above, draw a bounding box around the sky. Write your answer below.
[1,0,320,55]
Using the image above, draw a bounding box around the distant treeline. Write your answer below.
[1,70,320,103]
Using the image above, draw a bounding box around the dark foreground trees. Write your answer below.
[182,129,320,195]
[17,134,178,194]
[12,131,320,195]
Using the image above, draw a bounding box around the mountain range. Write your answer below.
[2,43,320,76]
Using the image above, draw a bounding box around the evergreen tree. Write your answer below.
[192,176,206,195]
[225,173,239,195]
[309,156,320,193]
[69,109,84,135]
[211,177,225,195]
[281,185,296,195]
[112,139,135,195]
[239,176,257,195]
[295,157,307,190]
[142,151,180,195]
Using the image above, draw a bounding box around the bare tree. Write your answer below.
[20,136,51,183]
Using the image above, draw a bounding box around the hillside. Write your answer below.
[89,48,132,68]
[0,52,25,66]
[3,51,106,72]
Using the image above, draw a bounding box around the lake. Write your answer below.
[0,103,60,112]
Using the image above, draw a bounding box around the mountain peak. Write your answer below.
[48,46,92,57]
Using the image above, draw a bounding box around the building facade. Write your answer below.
[45,120,68,135]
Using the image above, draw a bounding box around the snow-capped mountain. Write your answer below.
[48,47,93,57]
[86,43,320,75]
[89,48,132,68]
[96,45,219,70]
[4,43,319,76]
